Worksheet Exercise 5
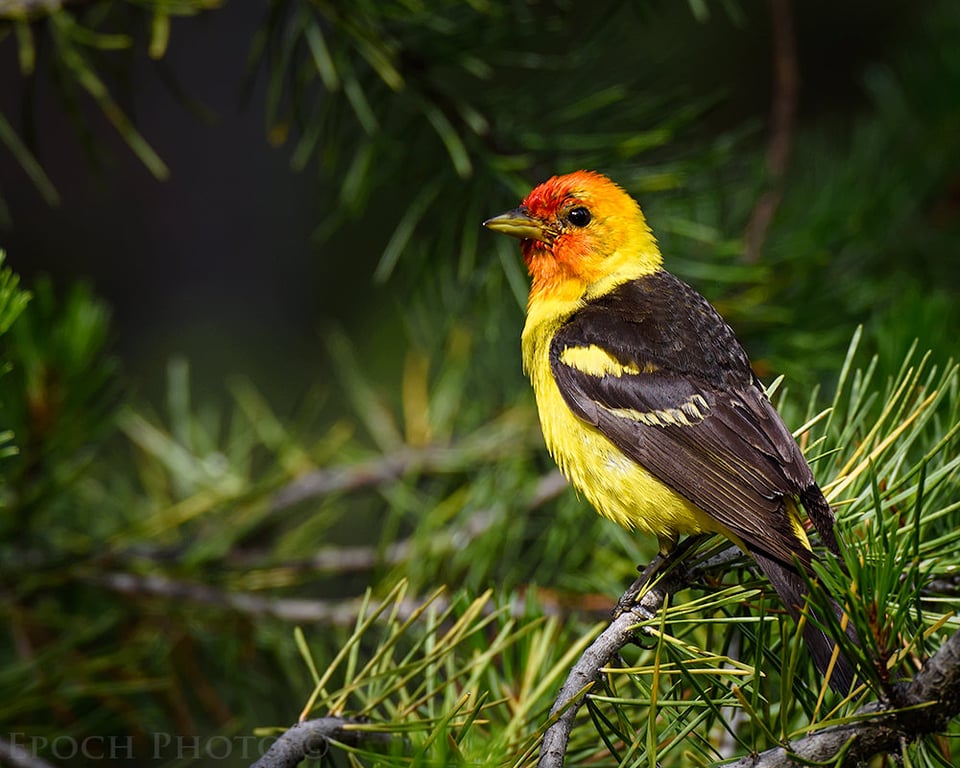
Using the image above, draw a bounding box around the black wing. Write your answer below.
[550,271,837,567]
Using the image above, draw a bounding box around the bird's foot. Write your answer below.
[613,535,709,617]
[614,553,667,617]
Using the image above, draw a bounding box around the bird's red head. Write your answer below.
[484,171,661,304]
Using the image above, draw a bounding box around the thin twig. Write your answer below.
[743,0,798,263]
[92,571,446,625]
[922,573,960,596]
[87,471,572,626]
[537,565,686,768]
[270,426,539,512]
[270,453,416,511]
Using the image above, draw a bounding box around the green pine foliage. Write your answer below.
[274,332,960,767]
[0,250,30,467]
[1,2,959,767]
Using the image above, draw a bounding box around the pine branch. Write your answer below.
[269,426,543,512]
[534,453,960,768]
[251,717,393,768]
[91,571,416,625]
[725,628,960,768]
[90,561,601,627]
[537,533,960,768]
[538,553,692,768]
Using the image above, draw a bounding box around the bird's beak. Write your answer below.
[482,207,547,242]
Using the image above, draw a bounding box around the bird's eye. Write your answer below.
[566,206,591,227]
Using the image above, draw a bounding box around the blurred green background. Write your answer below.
[3,0,957,398]
[0,0,958,765]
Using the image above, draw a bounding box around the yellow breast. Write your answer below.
[521,301,731,553]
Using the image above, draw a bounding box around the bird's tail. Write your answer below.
[750,548,856,695]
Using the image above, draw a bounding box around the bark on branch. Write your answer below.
[537,567,684,767]
[251,717,391,768]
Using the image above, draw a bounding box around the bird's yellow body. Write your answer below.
[484,169,852,692]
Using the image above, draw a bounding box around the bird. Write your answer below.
[483,169,855,693]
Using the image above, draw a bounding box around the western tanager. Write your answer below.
[484,170,854,693]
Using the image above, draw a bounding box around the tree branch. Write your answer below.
[725,629,960,767]
[537,563,687,768]
[91,571,422,625]
[250,717,392,768]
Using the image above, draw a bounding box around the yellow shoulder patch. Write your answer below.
[559,344,657,378]
[558,344,711,428]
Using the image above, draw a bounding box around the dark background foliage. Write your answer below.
[2,0,956,397]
